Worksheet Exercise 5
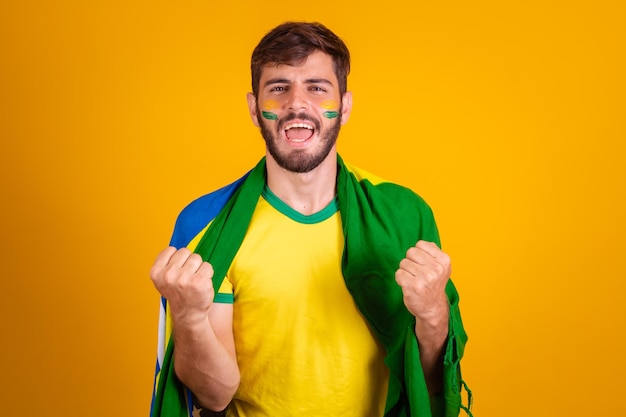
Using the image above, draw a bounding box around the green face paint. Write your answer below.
[262,111,278,120]
[323,111,339,119]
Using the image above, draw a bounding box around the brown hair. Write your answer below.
[251,22,351,98]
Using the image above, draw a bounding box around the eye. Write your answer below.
[309,86,327,93]
[270,85,287,93]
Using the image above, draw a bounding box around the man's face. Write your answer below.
[247,50,352,173]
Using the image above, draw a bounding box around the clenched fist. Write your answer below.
[395,240,450,323]
[150,247,216,325]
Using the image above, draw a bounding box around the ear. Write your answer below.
[340,91,353,126]
[247,92,260,127]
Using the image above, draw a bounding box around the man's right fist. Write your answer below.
[150,247,216,324]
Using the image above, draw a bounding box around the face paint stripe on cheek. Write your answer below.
[320,100,339,118]
[262,111,278,120]
[320,100,338,110]
[263,100,280,111]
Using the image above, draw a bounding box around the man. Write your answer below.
[150,22,470,417]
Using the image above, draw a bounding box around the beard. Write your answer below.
[258,108,342,174]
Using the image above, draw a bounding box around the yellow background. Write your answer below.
[1,1,624,415]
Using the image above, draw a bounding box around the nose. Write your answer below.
[286,87,308,111]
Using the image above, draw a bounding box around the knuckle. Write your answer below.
[416,240,429,249]
[199,262,214,278]
[163,267,182,283]
[149,266,160,281]
[395,269,406,284]
[188,252,202,263]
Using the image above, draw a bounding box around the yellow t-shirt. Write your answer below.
[216,186,389,416]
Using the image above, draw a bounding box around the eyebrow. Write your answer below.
[263,78,290,87]
[263,78,335,88]
[306,78,334,86]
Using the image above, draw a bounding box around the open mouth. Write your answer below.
[283,122,315,143]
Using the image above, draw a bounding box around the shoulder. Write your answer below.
[341,160,440,244]
[344,161,432,213]
[169,173,250,248]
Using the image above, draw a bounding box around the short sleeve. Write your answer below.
[214,275,234,304]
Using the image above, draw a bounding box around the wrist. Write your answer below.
[414,305,449,352]
[171,308,211,330]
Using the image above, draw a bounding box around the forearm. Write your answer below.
[173,317,240,411]
[414,304,449,395]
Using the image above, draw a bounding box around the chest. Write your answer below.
[229,204,345,304]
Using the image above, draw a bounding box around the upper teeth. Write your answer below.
[285,123,313,130]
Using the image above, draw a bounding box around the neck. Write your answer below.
[265,150,338,216]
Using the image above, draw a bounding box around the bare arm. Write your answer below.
[395,240,451,394]
[151,247,240,411]
[173,302,239,411]
[413,301,448,394]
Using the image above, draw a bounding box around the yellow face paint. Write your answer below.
[320,100,339,119]
[262,100,280,111]
[320,100,338,110]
